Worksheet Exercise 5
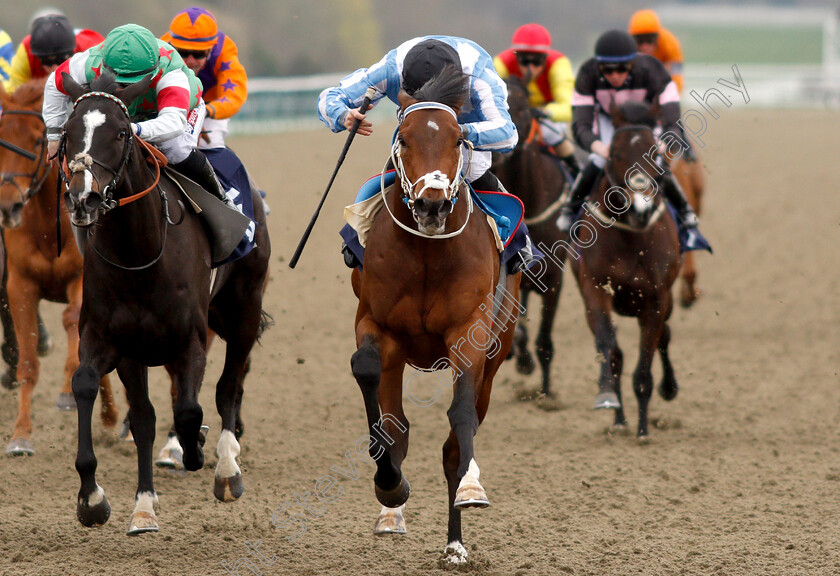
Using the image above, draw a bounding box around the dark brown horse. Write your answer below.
[59,71,270,534]
[570,101,680,438]
[0,79,118,455]
[348,65,520,564]
[494,74,571,400]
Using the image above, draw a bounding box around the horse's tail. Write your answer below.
[256,309,274,343]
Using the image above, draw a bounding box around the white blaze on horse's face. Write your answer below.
[82,109,106,190]
[628,173,654,214]
[427,120,439,132]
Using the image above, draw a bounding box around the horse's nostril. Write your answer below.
[83,193,103,214]
[10,203,24,216]
[414,198,429,216]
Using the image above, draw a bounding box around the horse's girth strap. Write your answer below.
[117,137,164,207]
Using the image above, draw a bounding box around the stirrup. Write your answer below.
[507,237,534,274]
[556,205,577,233]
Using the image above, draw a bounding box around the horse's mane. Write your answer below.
[411,64,470,110]
[89,68,119,95]
[618,101,656,128]
[5,78,48,108]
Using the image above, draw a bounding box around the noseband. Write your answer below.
[0,110,51,202]
[381,101,474,239]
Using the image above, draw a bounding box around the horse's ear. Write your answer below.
[609,95,625,127]
[62,72,86,101]
[114,74,153,108]
[397,89,415,113]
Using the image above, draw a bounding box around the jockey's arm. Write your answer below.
[204,36,248,120]
[132,68,192,143]
[317,52,390,134]
[543,55,573,123]
[461,65,517,152]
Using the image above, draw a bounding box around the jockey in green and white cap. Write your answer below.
[43,23,235,207]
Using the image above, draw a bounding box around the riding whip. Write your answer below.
[289,86,377,269]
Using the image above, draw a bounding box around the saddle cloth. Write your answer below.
[340,171,528,270]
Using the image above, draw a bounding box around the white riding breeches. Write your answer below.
[158,100,207,164]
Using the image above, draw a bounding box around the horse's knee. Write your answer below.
[351,344,380,390]
[72,366,99,403]
[632,369,654,398]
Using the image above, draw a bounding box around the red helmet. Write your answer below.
[511,23,551,54]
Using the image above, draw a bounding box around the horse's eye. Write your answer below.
[397,135,406,148]
[117,130,127,140]
[456,137,464,148]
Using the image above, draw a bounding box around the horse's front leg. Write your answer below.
[0,277,19,389]
[5,276,42,455]
[441,323,490,565]
[535,278,562,398]
[72,340,118,528]
[512,288,535,374]
[351,321,410,525]
[170,336,207,472]
[580,276,624,421]
[116,359,159,534]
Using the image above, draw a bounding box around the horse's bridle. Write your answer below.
[381,101,474,239]
[0,110,51,202]
[59,91,178,270]
[594,123,666,232]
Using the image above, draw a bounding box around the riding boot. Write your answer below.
[471,171,535,274]
[662,174,699,228]
[172,149,237,210]
[556,161,603,233]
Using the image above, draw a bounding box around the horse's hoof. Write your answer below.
[454,482,490,509]
[126,510,159,535]
[56,392,77,411]
[593,392,621,410]
[658,380,679,401]
[5,437,34,456]
[182,446,205,472]
[198,425,210,445]
[119,421,134,443]
[155,446,184,470]
[442,541,468,565]
[0,368,17,390]
[77,488,110,527]
[373,504,407,535]
[375,476,410,508]
[213,473,245,502]
[515,353,536,375]
[454,459,490,509]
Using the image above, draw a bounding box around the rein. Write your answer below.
[0,110,51,202]
[381,101,474,240]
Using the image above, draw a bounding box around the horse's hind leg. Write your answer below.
[117,359,159,534]
[351,329,410,515]
[581,282,623,415]
[213,340,253,502]
[0,275,18,389]
[513,288,535,374]
[535,281,562,398]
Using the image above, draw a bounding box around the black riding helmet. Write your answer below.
[30,15,75,57]
[594,29,637,63]
[402,39,462,95]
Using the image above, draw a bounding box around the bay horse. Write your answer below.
[0,79,118,455]
[349,65,520,564]
[672,153,706,307]
[570,101,680,438]
[493,74,571,400]
[59,71,270,534]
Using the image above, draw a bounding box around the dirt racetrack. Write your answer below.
[1,108,839,576]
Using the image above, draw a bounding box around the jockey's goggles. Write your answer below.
[177,48,210,60]
[515,52,547,67]
[633,34,659,46]
[39,53,73,67]
[599,62,632,75]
